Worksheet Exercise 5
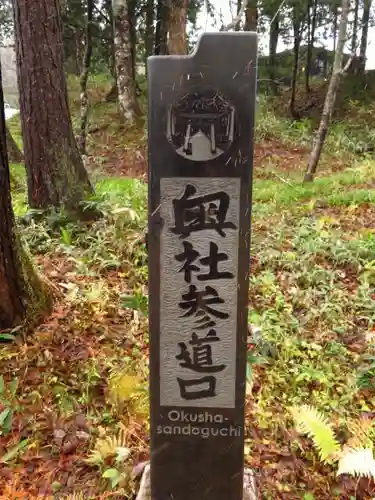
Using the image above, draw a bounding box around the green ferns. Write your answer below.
[291,405,375,479]
[291,405,341,463]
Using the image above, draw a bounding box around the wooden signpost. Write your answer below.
[148,32,257,500]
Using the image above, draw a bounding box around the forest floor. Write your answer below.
[2,76,375,499]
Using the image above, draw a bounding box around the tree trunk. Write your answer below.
[305,0,317,92]
[112,0,140,125]
[244,0,257,31]
[359,0,372,72]
[128,0,137,83]
[304,0,350,182]
[155,0,168,55]
[351,0,359,53]
[78,0,94,155]
[333,6,338,53]
[167,0,188,55]
[145,0,155,61]
[13,0,92,211]
[6,126,23,163]
[290,9,301,118]
[235,0,242,30]
[269,14,279,94]
[0,61,50,330]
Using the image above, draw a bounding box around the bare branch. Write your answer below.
[93,4,110,24]
[270,0,287,26]
[220,0,247,31]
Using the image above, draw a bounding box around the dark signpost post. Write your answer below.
[148,32,257,500]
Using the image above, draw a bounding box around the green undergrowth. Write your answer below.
[4,74,375,498]
[256,95,375,161]
[5,157,375,497]
[253,159,375,212]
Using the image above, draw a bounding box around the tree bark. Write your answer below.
[359,0,372,72]
[305,0,317,92]
[235,0,242,30]
[6,126,23,163]
[269,14,279,95]
[13,0,92,211]
[128,0,137,83]
[154,0,168,55]
[333,5,338,53]
[304,0,350,182]
[78,0,94,155]
[290,9,301,118]
[244,0,257,31]
[112,0,140,125]
[0,61,50,330]
[167,0,188,55]
[351,0,359,53]
[145,0,155,61]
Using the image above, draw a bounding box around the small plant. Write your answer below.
[121,290,148,317]
[291,405,375,479]
[86,426,130,466]
[107,371,149,417]
[0,376,20,436]
[86,426,132,489]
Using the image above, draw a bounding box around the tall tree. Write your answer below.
[78,0,94,155]
[290,4,303,117]
[244,0,257,31]
[167,0,188,55]
[351,0,360,53]
[6,126,23,163]
[0,61,50,330]
[145,0,155,61]
[359,0,372,72]
[61,0,86,75]
[154,0,168,55]
[13,0,92,211]
[269,14,280,93]
[304,0,350,182]
[305,0,317,92]
[128,0,137,83]
[112,0,139,124]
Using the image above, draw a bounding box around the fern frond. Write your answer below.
[290,405,341,463]
[337,448,375,479]
[64,494,85,500]
[347,416,373,450]
[86,426,130,466]
[108,372,141,407]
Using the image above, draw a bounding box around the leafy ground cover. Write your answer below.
[2,77,375,499]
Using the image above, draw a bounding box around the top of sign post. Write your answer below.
[147,32,257,179]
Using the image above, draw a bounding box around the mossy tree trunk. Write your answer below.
[13,0,93,210]
[0,61,51,330]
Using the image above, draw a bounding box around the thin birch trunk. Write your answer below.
[304,0,350,182]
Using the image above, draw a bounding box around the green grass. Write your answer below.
[253,160,375,208]
[95,177,147,218]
